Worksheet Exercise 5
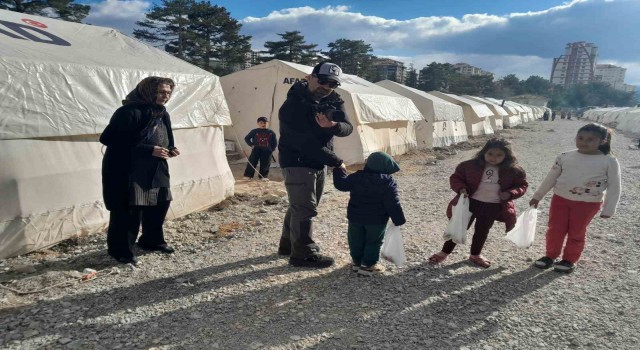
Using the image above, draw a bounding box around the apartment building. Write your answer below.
[550,42,598,86]
[453,63,494,77]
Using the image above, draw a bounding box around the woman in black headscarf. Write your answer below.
[100,77,179,265]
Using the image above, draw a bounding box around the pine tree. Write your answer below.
[0,0,90,22]
[263,31,319,65]
[325,38,374,76]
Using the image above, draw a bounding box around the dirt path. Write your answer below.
[1,119,639,350]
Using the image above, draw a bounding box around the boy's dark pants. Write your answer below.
[348,221,387,267]
[442,199,502,255]
[244,147,272,178]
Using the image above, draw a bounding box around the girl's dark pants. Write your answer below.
[442,198,502,255]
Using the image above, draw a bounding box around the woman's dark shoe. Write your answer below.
[116,256,138,265]
[137,243,175,254]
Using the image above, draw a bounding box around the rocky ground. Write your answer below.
[1,119,639,350]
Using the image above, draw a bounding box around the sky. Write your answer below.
[81,0,640,86]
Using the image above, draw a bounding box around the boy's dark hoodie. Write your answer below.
[333,152,406,226]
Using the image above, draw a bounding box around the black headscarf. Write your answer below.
[122,76,175,106]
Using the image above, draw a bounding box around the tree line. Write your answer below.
[4,0,637,109]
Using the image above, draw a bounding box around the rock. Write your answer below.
[23,330,39,337]
[290,335,301,341]
[174,278,188,284]
[58,338,73,345]
[259,194,281,205]
[13,264,36,274]
[66,340,96,349]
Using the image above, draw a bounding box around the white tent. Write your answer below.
[463,95,506,131]
[221,60,423,165]
[375,80,467,148]
[616,108,640,133]
[0,10,234,258]
[427,92,494,136]
[484,97,522,128]
[501,101,530,123]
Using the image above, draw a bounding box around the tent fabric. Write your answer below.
[427,91,494,136]
[0,11,234,258]
[584,107,640,134]
[501,101,530,123]
[221,60,422,165]
[375,80,468,148]
[463,95,506,131]
[484,97,522,128]
[0,9,231,140]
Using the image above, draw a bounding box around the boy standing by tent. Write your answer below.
[243,117,277,180]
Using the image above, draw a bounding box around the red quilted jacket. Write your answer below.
[446,159,528,231]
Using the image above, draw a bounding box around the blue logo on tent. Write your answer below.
[0,19,71,46]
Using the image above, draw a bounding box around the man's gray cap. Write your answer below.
[312,62,342,83]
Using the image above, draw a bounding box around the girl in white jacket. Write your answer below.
[529,123,621,273]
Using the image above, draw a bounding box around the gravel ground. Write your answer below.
[1,119,639,350]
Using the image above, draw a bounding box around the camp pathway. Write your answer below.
[0,119,638,350]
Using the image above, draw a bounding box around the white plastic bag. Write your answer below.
[443,196,472,244]
[505,207,538,248]
[381,223,406,266]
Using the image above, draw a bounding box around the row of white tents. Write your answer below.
[221,60,546,165]
[581,107,640,134]
[0,10,545,258]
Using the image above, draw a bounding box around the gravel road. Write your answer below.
[1,119,639,350]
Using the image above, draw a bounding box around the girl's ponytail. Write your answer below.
[599,129,612,155]
[578,123,613,155]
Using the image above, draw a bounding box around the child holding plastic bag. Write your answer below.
[429,138,528,268]
[333,152,406,276]
[530,123,621,273]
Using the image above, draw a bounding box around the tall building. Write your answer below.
[595,64,625,85]
[452,63,493,77]
[595,64,636,93]
[550,42,599,86]
[372,58,405,83]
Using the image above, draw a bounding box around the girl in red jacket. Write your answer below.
[429,138,528,268]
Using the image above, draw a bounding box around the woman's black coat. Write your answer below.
[100,103,174,211]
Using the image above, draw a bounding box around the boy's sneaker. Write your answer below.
[261,178,270,182]
[289,254,334,268]
[358,263,385,277]
[243,176,252,181]
[553,260,575,273]
[534,256,555,269]
[351,263,360,272]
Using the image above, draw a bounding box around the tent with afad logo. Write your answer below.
[0,9,234,258]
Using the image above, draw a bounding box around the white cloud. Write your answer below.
[85,0,150,33]
[508,0,588,18]
[239,0,638,84]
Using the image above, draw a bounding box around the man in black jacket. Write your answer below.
[277,62,353,268]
